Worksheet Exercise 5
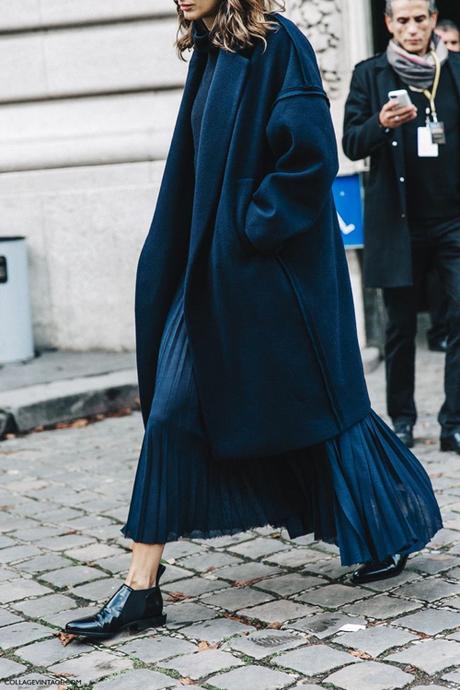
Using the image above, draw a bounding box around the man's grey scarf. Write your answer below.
[386,33,449,90]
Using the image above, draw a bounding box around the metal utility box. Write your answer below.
[0,236,34,364]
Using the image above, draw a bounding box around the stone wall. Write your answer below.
[0,0,369,352]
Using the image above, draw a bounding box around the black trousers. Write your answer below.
[382,216,460,436]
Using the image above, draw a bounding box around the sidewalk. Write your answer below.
[0,347,380,438]
[0,338,456,690]
[0,351,138,436]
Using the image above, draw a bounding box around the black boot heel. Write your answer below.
[65,563,167,640]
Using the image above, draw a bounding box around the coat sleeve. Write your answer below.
[342,63,391,161]
[243,87,339,256]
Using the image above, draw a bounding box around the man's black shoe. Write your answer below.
[350,554,408,585]
[440,432,460,455]
[393,422,414,448]
[64,563,167,640]
[427,337,448,353]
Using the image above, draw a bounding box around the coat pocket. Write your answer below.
[235,178,257,254]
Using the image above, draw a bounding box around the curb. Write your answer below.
[0,369,138,436]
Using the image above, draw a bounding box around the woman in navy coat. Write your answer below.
[65,0,443,640]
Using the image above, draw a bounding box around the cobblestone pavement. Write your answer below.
[1,344,459,690]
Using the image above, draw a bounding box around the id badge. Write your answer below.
[418,127,439,157]
[429,121,446,145]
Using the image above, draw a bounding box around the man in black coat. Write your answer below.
[342,0,460,454]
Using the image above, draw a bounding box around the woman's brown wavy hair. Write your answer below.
[173,0,286,59]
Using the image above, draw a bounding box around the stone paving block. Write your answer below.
[13,525,66,542]
[443,670,460,684]
[276,644,359,675]
[427,528,460,548]
[202,587,274,612]
[217,562,280,582]
[93,669,177,689]
[225,629,306,659]
[227,537,290,559]
[180,551,243,572]
[325,660,413,690]
[161,649,244,680]
[406,552,459,574]
[0,535,16,548]
[63,543,122,562]
[342,594,421,619]
[71,577,124,601]
[301,557,348,580]
[267,548,325,569]
[0,566,16,582]
[164,540,206,560]
[15,636,93,665]
[412,686,450,690]
[93,552,132,574]
[393,577,460,602]
[37,534,96,551]
[163,576,229,598]
[0,578,53,603]
[180,616,255,642]
[386,638,460,673]
[0,609,23,627]
[41,564,106,588]
[391,607,460,634]
[211,664,293,690]
[238,599,318,624]
[10,672,56,688]
[158,564,196,584]
[0,658,27,680]
[291,686,323,690]
[11,593,78,617]
[49,649,133,683]
[0,621,54,650]
[255,574,325,596]
[18,554,73,574]
[333,625,416,656]
[117,634,197,663]
[288,613,367,639]
[0,544,42,563]
[299,584,372,609]
[165,602,218,625]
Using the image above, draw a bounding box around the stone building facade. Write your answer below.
[0,0,371,353]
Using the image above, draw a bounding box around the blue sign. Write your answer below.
[332,174,364,249]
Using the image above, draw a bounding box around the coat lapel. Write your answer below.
[188,49,250,263]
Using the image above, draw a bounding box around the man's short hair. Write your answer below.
[436,18,460,33]
[385,0,438,16]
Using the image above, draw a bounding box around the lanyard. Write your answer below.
[410,50,442,123]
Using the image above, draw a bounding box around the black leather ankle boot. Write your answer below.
[64,563,167,639]
[350,554,408,585]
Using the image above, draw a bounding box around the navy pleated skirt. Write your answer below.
[120,274,443,566]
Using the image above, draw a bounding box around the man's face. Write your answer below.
[385,0,438,55]
[435,27,460,51]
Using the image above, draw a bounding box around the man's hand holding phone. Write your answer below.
[379,90,417,129]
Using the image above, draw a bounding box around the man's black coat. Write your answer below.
[135,14,371,462]
[342,51,460,288]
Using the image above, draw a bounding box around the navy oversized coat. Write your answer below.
[135,13,371,461]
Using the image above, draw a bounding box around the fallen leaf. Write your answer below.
[180,678,195,685]
[167,591,189,602]
[197,640,218,651]
[350,649,373,660]
[55,631,78,646]
[267,622,283,629]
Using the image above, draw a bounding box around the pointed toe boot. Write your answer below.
[350,554,408,585]
[64,563,167,640]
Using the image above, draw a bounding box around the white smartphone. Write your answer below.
[388,89,413,108]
